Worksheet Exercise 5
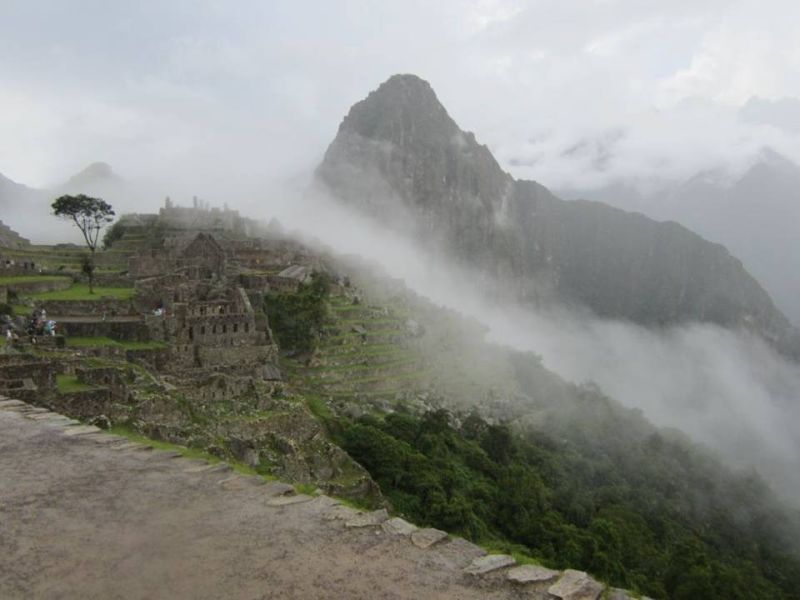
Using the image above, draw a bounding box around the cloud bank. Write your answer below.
[266,184,800,500]
[2,0,800,194]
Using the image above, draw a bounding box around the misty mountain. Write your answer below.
[61,161,123,192]
[316,74,798,356]
[0,163,127,244]
[559,148,800,328]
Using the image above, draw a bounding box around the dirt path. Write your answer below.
[0,401,543,600]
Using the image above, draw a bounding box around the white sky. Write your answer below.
[1,0,800,193]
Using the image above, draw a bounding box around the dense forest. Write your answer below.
[265,269,800,598]
[334,408,800,599]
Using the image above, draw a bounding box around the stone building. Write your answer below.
[177,233,227,280]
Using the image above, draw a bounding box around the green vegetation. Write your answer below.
[65,336,166,350]
[265,271,331,354]
[334,409,800,600]
[0,275,72,285]
[56,374,96,393]
[52,194,115,293]
[27,284,135,301]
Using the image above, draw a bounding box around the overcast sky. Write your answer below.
[2,0,800,197]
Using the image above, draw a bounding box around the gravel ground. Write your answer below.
[0,406,534,600]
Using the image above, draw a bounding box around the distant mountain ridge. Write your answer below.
[0,163,125,245]
[317,74,799,356]
[559,147,800,327]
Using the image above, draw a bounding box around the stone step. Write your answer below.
[464,554,516,576]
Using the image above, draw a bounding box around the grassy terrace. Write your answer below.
[56,374,98,393]
[65,337,166,350]
[27,284,136,301]
[0,275,72,285]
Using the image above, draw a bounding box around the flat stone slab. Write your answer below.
[267,494,314,507]
[62,425,102,436]
[147,450,182,460]
[306,496,339,512]
[196,463,234,474]
[436,537,486,569]
[549,569,604,600]
[111,442,153,452]
[79,433,126,445]
[40,417,81,426]
[323,505,360,521]
[345,508,389,528]
[464,554,515,575]
[27,412,67,421]
[382,517,418,536]
[261,481,295,497]
[0,399,27,408]
[218,475,264,490]
[411,527,448,549]
[507,564,560,584]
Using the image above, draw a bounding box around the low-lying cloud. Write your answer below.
[260,182,800,501]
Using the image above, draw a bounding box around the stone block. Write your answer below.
[0,399,25,408]
[262,481,295,497]
[548,569,604,600]
[323,505,360,521]
[267,494,313,507]
[410,528,448,549]
[345,508,389,528]
[381,517,418,536]
[436,537,486,569]
[463,554,515,576]
[507,564,560,584]
[62,425,102,436]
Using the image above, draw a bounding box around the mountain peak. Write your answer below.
[318,74,508,214]
[336,74,459,144]
[64,162,120,190]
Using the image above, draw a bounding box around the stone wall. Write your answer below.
[4,277,72,295]
[50,387,113,419]
[196,345,278,375]
[59,318,149,341]
[76,366,132,397]
[42,298,136,317]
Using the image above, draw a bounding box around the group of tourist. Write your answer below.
[22,308,57,342]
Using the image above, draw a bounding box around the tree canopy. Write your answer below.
[51,194,115,253]
[52,194,115,293]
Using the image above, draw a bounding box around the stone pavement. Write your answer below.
[0,398,614,600]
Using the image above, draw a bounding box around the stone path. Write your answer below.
[0,397,615,600]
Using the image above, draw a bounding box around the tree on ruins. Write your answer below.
[51,194,115,294]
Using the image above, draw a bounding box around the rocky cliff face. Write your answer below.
[317,74,797,352]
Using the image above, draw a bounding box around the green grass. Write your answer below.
[294,483,319,496]
[11,304,29,315]
[65,336,119,347]
[120,340,168,350]
[65,337,166,350]
[0,275,72,285]
[56,374,97,393]
[28,284,135,301]
[305,394,334,420]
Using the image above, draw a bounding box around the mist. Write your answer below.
[256,181,800,501]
